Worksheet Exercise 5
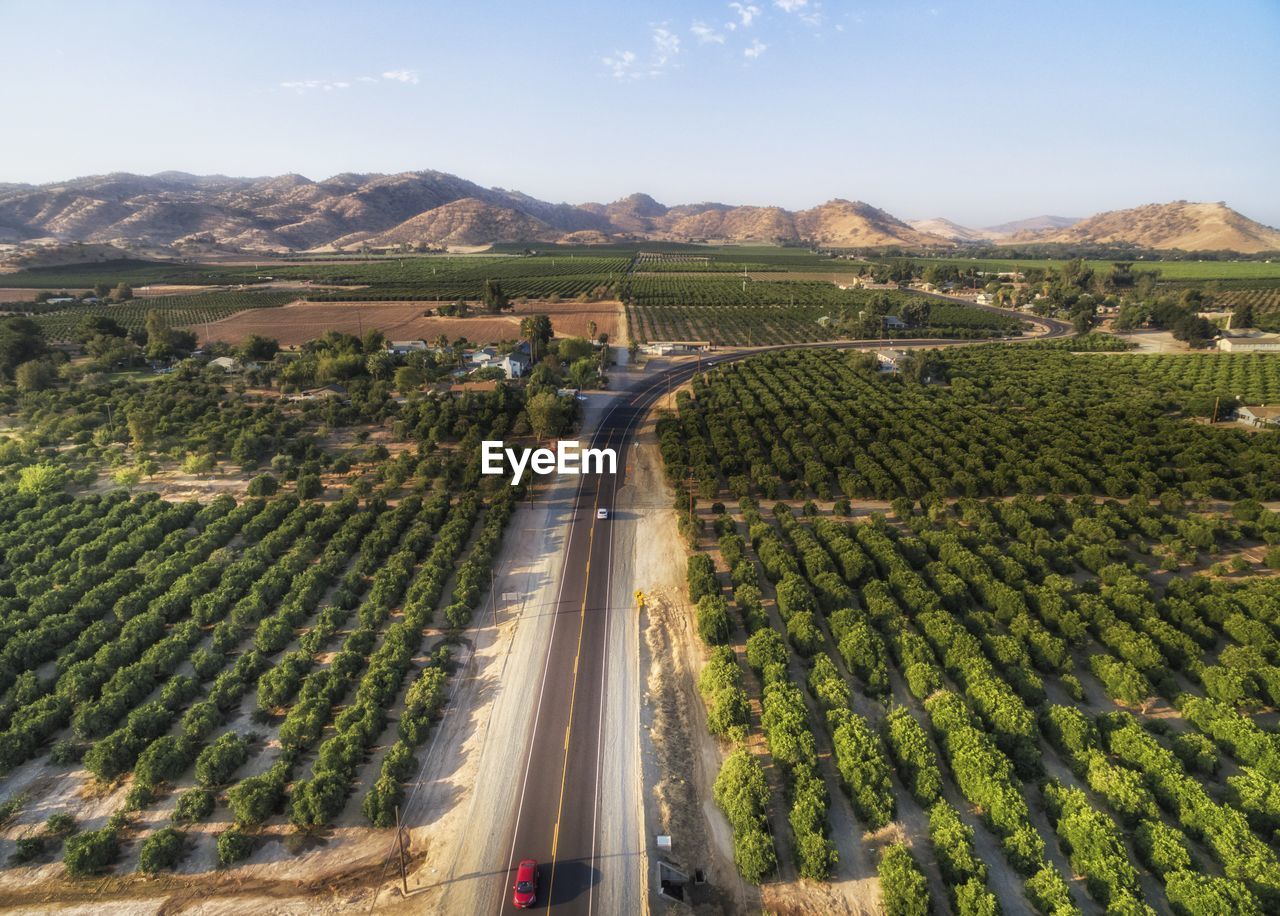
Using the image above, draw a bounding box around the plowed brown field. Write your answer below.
[196,299,621,347]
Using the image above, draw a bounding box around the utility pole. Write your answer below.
[394,806,409,897]
[490,565,499,627]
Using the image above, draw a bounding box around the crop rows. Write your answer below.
[621,276,913,308]
[632,252,781,273]
[628,303,836,344]
[0,391,523,877]
[0,260,243,289]
[681,475,1280,912]
[26,291,296,340]
[271,255,631,302]
[1216,288,1280,311]
[307,272,621,302]
[662,347,1280,502]
[627,302,1018,345]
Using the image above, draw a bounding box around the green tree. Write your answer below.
[879,843,932,916]
[112,466,144,490]
[182,452,216,477]
[247,474,279,497]
[14,359,57,392]
[394,365,425,390]
[525,390,562,439]
[238,335,279,361]
[366,350,394,379]
[0,317,47,378]
[521,314,553,362]
[296,473,323,500]
[145,310,174,359]
[137,826,185,874]
[17,463,64,495]
[64,827,119,876]
[78,314,127,341]
[482,279,509,311]
[216,827,254,866]
[557,336,594,363]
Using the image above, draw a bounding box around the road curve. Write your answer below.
[495,327,1071,915]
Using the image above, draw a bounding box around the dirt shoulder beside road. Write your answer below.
[626,391,753,914]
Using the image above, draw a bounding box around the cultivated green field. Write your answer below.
[26,292,297,340]
[906,256,1280,281]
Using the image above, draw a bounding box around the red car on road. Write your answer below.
[512,858,538,908]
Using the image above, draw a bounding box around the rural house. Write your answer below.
[1217,329,1280,353]
[1236,405,1280,428]
[387,339,429,355]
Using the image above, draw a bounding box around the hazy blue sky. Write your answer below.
[3,0,1278,227]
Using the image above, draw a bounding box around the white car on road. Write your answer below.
[597,508,609,520]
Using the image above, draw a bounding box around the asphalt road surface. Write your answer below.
[495,327,1071,915]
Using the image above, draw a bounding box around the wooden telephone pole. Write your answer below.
[394,806,408,896]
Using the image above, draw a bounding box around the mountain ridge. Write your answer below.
[0,171,1275,254]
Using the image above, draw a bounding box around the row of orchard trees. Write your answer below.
[681,478,1280,912]
[662,348,1280,504]
[9,410,526,877]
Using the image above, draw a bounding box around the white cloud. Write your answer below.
[279,79,350,93]
[381,69,420,84]
[727,2,761,29]
[775,0,824,27]
[603,50,640,80]
[691,20,725,44]
[279,70,420,93]
[604,25,681,80]
[651,25,681,66]
[743,38,767,59]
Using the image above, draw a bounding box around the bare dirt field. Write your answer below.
[197,299,622,348]
[1099,327,1188,352]
[0,289,45,303]
[133,285,220,297]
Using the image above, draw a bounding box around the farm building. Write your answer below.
[290,384,349,402]
[463,341,531,379]
[641,340,711,355]
[207,356,241,372]
[1217,329,1280,353]
[1236,405,1280,428]
[876,349,910,372]
[500,348,531,379]
[387,339,429,355]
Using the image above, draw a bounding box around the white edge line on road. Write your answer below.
[499,399,629,915]
[587,393,648,915]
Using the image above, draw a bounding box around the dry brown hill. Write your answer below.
[794,200,947,247]
[1019,201,1280,253]
[1,173,1273,254]
[908,217,992,242]
[337,198,559,247]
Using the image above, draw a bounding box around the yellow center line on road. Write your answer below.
[545,365,711,910]
[545,465,606,912]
